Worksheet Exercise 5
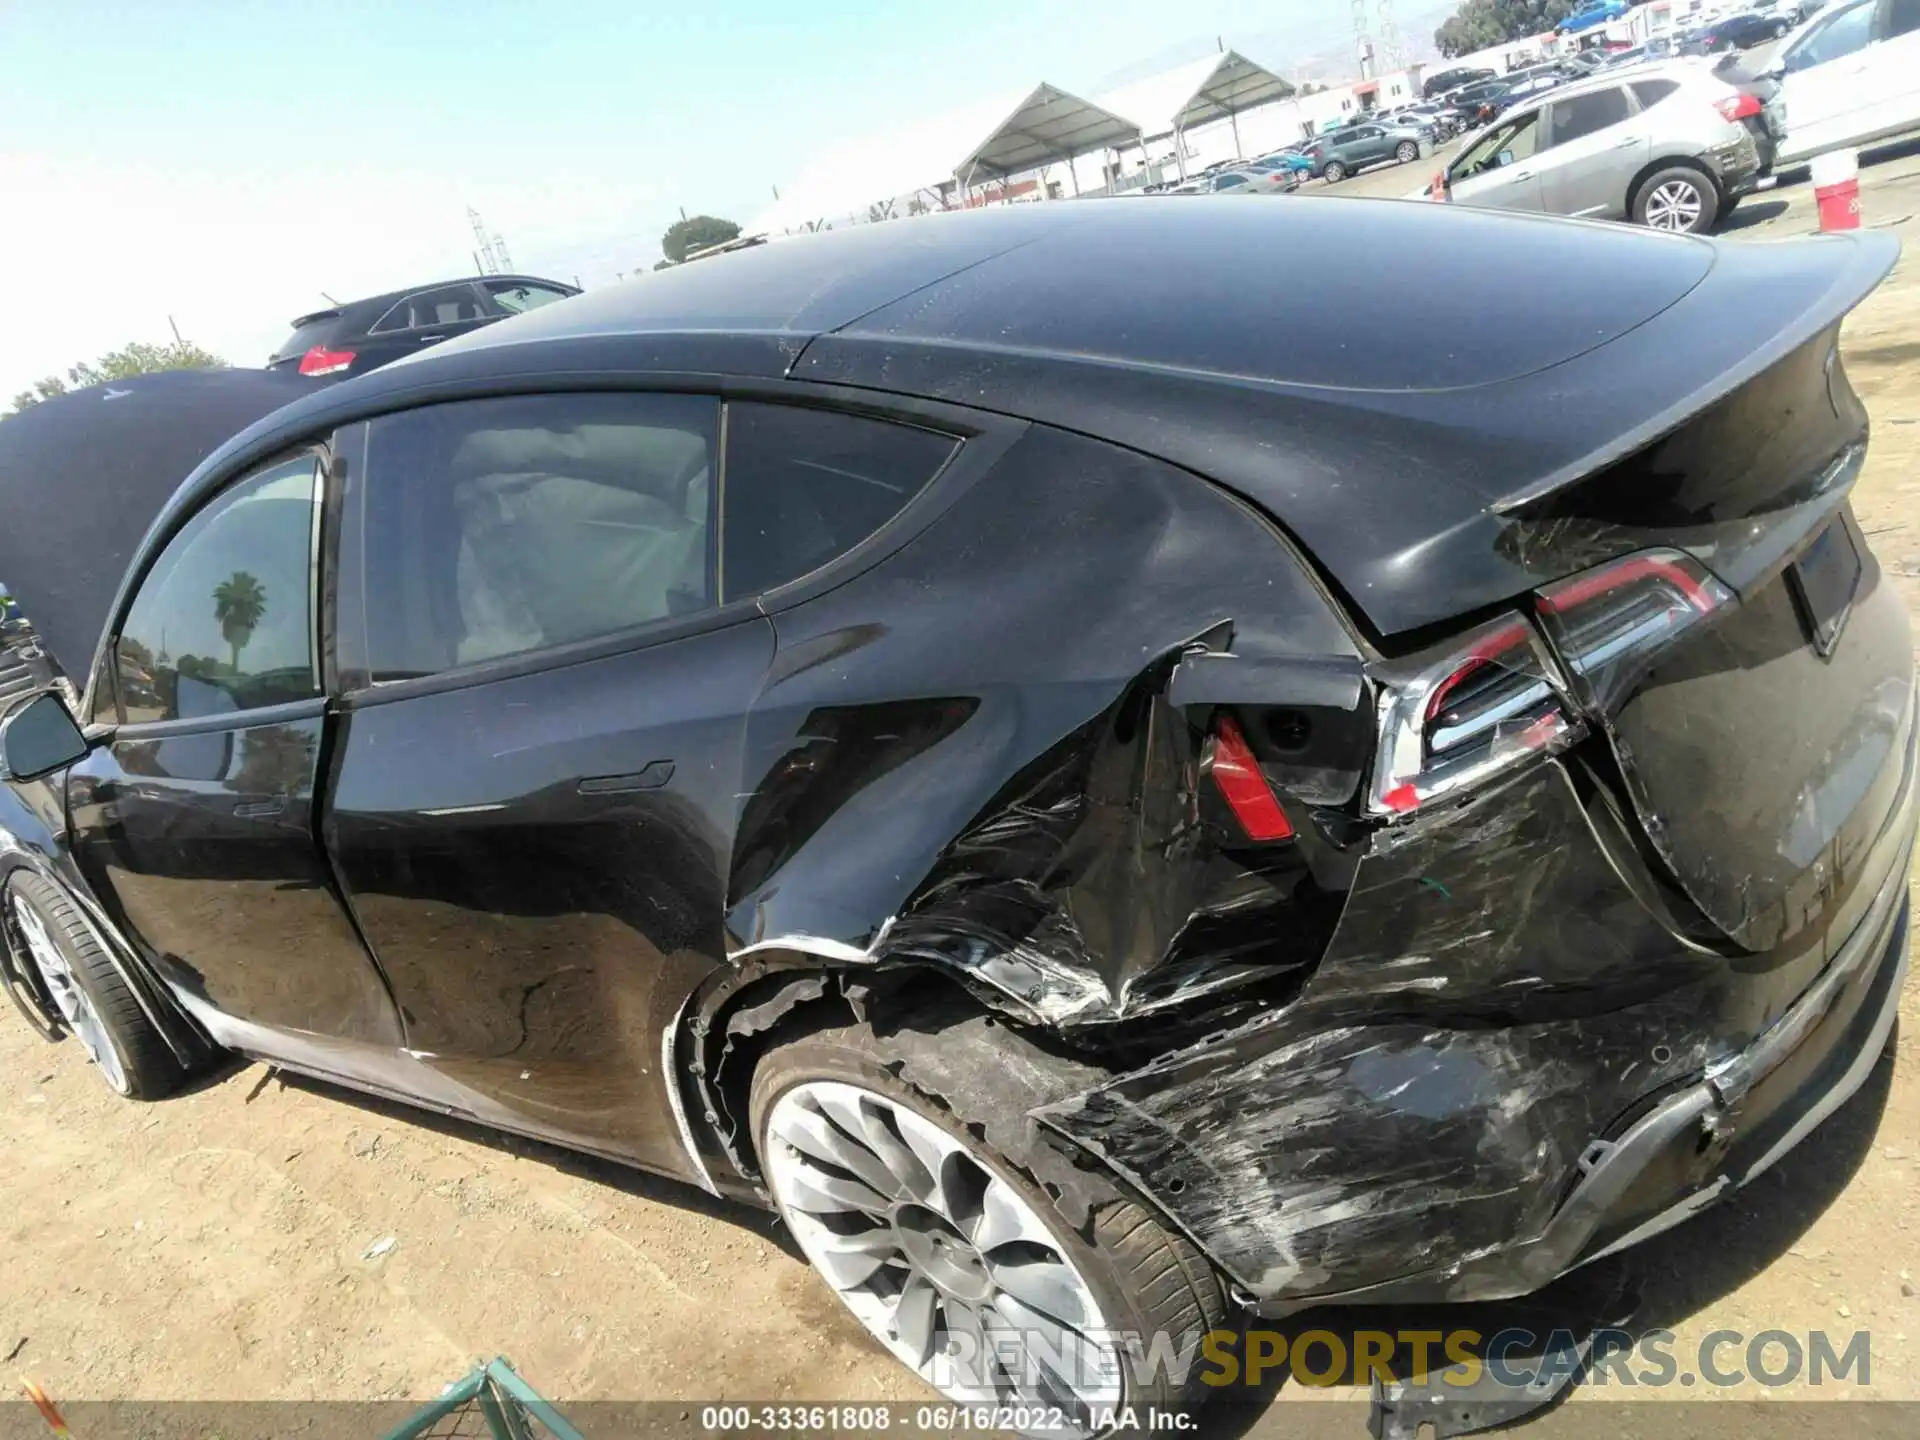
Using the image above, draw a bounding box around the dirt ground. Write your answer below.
[6,158,1920,1433]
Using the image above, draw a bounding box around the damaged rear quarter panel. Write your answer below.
[723,423,1365,1022]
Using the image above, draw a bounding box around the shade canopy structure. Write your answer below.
[1097,50,1297,141]
[955,84,1144,183]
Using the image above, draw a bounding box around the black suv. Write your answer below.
[1425,65,1494,97]
[267,275,580,378]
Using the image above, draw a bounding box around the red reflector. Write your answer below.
[1380,783,1420,814]
[298,345,356,376]
[1210,716,1294,841]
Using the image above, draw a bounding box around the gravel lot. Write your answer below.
[4,154,1920,1434]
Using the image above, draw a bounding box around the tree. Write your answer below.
[212,571,268,672]
[659,215,741,266]
[1434,0,1582,59]
[8,338,229,415]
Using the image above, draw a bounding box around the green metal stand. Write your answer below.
[384,1358,585,1440]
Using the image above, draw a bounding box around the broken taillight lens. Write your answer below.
[1367,614,1577,818]
[1534,548,1733,713]
[1365,549,1735,822]
[1209,715,1295,841]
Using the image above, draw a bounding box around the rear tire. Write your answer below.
[5,873,184,1099]
[1323,160,1347,182]
[1396,140,1419,164]
[751,1014,1229,1431]
[1632,166,1719,233]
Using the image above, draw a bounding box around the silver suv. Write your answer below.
[1440,60,1761,232]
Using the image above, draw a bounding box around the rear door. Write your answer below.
[1448,107,1549,212]
[1537,84,1643,218]
[66,451,400,1044]
[322,389,957,1172]
[355,284,500,372]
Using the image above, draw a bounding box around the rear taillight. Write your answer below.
[1714,93,1762,122]
[1208,715,1295,841]
[1535,549,1733,714]
[1366,548,1734,821]
[298,345,356,376]
[1368,615,1577,818]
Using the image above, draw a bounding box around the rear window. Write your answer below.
[269,314,340,366]
[1630,78,1680,108]
[721,404,956,599]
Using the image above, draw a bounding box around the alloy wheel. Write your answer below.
[764,1079,1122,1429]
[11,896,129,1095]
[1644,179,1705,232]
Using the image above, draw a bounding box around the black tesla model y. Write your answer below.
[0,201,1910,1429]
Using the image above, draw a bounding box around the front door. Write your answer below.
[1448,107,1548,213]
[67,453,400,1044]
[1537,85,1643,219]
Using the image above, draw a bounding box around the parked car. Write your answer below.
[1441,60,1762,231]
[1761,0,1920,166]
[267,275,580,378]
[2,201,1908,1434]
[1245,150,1315,177]
[1561,0,1631,32]
[1203,168,1297,193]
[1686,9,1797,48]
[1425,64,1495,97]
[1464,72,1570,125]
[1305,122,1429,180]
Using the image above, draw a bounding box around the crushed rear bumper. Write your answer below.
[1039,717,1914,1312]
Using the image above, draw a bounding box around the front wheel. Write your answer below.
[1323,160,1347,182]
[752,1015,1228,1432]
[1396,140,1419,164]
[4,873,185,1099]
[1632,166,1719,233]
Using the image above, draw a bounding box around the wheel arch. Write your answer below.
[673,949,1048,1198]
[0,841,211,1070]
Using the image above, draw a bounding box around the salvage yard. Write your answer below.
[5,164,1920,1434]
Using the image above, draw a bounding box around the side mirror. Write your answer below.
[0,692,90,782]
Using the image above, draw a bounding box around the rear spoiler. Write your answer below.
[1489,229,1899,515]
[288,307,343,329]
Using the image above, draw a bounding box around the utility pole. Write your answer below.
[467,208,513,275]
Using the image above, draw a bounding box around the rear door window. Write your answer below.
[370,285,492,334]
[347,392,720,680]
[1543,87,1632,147]
[720,405,956,600]
[483,280,575,314]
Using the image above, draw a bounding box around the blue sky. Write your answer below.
[0,0,1397,395]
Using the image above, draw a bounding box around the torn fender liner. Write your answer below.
[1036,748,1916,1306]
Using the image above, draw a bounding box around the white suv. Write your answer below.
[1764,0,1920,163]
